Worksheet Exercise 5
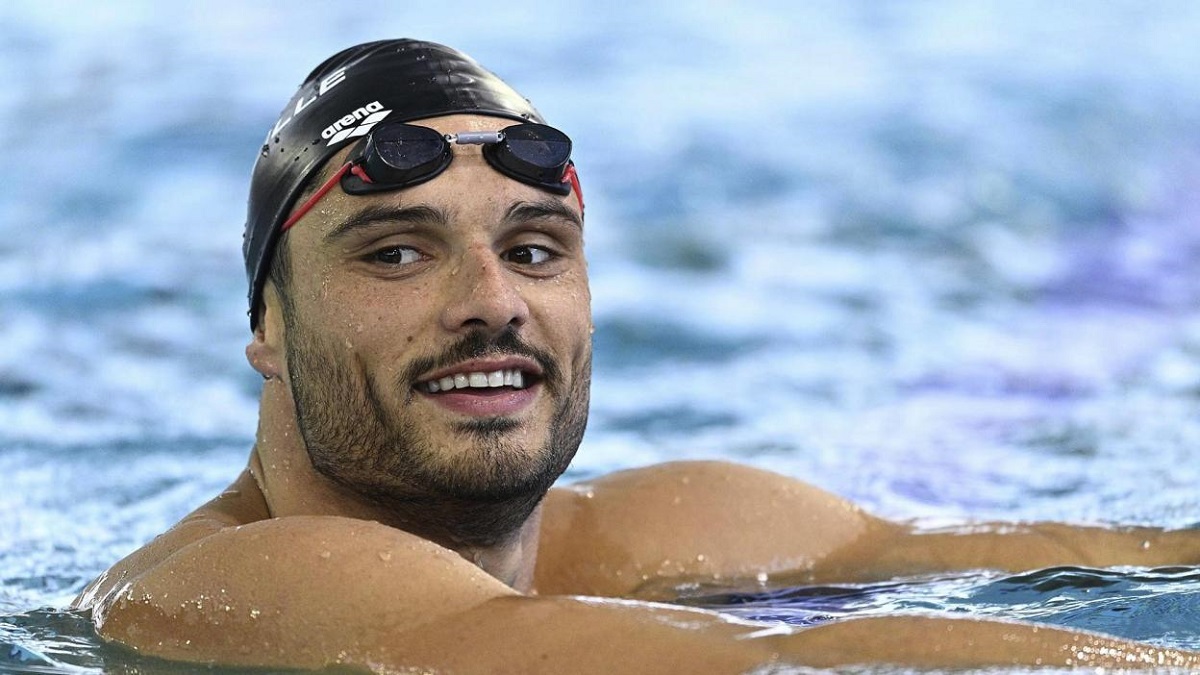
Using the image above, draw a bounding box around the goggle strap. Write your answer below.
[349,163,374,184]
[563,163,584,213]
[282,161,354,232]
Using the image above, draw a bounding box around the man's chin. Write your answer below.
[430,441,567,502]
[452,416,522,438]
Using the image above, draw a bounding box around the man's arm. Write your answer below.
[536,461,1200,596]
[89,514,1197,672]
[819,520,1200,583]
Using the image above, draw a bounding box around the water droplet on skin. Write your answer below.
[320,550,331,559]
[696,554,706,563]
[379,551,392,562]
[1141,540,1151,550]
[756,572,768,584]
[249,609,261,619]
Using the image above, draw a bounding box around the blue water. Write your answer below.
[4,1,1200,672]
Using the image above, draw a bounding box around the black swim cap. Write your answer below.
[243,39,545,329]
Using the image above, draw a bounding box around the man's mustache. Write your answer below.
[399,328,561,391]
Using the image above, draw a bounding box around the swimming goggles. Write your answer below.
[282,121,582,232]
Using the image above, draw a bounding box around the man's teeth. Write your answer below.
[425,369,526,393]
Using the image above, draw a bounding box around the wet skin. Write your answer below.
[75,115,1200,672]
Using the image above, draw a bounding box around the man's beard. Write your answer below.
[282,309,590,548]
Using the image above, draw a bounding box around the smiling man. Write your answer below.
[74,39,1200,672]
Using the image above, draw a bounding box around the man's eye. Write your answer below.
[503,245,553,265]
[372,246,423,265]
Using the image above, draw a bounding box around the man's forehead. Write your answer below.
[320,197,582,248]
[417,114,515,133]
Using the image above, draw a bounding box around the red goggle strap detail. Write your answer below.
[349,163,374,185]
[563,163,584,214]
[281,162,354,232]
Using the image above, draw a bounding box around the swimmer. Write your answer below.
[74,39,1200,672]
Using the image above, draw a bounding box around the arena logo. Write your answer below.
[322,101,392,145]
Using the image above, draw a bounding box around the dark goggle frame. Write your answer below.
[282,121,578,232]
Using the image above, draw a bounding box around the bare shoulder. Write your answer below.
[73,468,272,611]
[535,460,889,597]
[91,513,514,668]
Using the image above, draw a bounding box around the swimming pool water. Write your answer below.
[4,1,1200,672]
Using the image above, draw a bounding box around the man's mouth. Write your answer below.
[414,357,545,416]
[420,368,531,394]
[415,356,545,400]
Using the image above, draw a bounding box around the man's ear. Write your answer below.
[246,282,286,380]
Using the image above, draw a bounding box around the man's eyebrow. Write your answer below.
[323,204,452,243]
[504,199,583,230]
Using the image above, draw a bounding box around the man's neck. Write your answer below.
[249,379,543,591]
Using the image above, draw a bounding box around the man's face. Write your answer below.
[265,114,591,536]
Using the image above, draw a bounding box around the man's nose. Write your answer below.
[439,246,530,334]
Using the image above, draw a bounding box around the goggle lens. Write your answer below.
[358,124,452,189]
[483,124,572,192]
